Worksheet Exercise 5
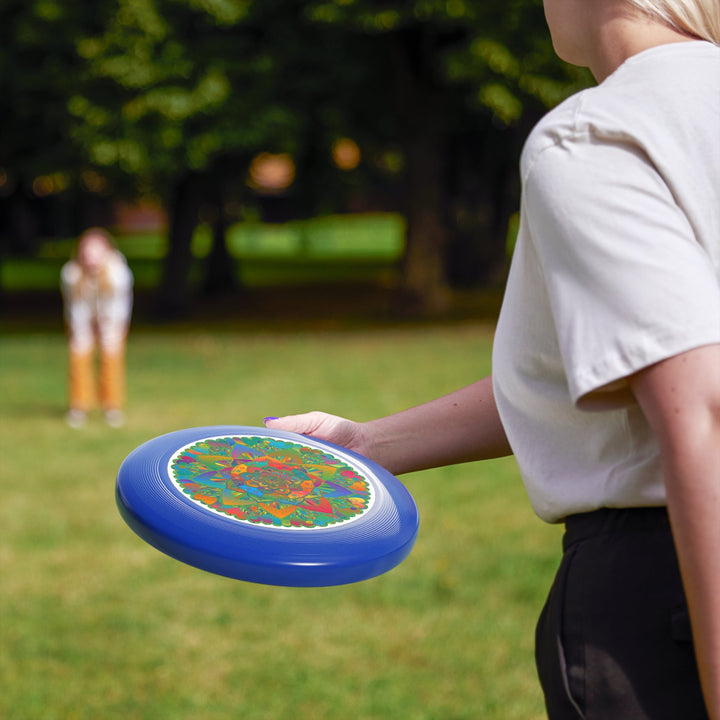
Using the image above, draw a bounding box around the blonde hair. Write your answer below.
[627,0,720,44]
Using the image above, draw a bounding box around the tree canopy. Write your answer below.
[0,0,593,314]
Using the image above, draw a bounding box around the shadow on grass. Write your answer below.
[0,402,68,421]
[0,282,505,335]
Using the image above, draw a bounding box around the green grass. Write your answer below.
[1,213,406,291]
[0,323,561,719]
[0,255,401,292]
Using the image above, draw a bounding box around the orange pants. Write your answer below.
[68,345,126,412]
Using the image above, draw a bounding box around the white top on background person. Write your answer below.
[61,228,133,355]
[265,0,720,715]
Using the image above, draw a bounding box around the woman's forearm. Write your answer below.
[664,453,720,720]
[360,375,512,475]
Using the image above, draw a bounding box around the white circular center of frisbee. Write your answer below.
[168,435,377,530]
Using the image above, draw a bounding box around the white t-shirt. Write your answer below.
[492,41,720,523]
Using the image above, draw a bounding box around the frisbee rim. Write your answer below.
[115,425,419,586]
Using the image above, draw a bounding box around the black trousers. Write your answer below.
[535,507,708,719]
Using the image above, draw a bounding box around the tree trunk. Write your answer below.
[156,172,203,319]
[445,123,521,288]
[445,109,544,288]
[401,129,450,314]
[392,28,451,316]
[202,182,237,296]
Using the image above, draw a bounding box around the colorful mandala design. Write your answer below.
[169,436,374,529]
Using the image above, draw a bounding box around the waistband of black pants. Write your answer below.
[563,506,670,552]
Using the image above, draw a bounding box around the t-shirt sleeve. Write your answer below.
[524,135,720,407]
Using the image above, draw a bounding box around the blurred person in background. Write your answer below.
[60,227,133,428]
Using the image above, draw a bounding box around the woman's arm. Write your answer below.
[630,343,720,719]
[265,375,512,475]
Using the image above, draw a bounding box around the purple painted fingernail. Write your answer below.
[263,416,278,424]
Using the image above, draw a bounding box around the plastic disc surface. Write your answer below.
[116,426,419,587]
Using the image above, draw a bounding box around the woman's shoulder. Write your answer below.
[520,76,645,179]
[520,90,592,180]
[522,42,720,182]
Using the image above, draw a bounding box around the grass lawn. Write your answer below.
[1,213,407,292]
[0,322,561,720]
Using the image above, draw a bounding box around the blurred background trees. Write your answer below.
[0,0,592,317]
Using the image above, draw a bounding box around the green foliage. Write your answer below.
[0,0,591,195]
[303,0,592,124]
[0,0,593,304]
[0,1,89,177]
[67,0,303,184]
[0,325,561,719]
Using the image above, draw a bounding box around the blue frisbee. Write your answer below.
[116,426,419,587]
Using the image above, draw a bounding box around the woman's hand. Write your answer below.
[264,412,371,457]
